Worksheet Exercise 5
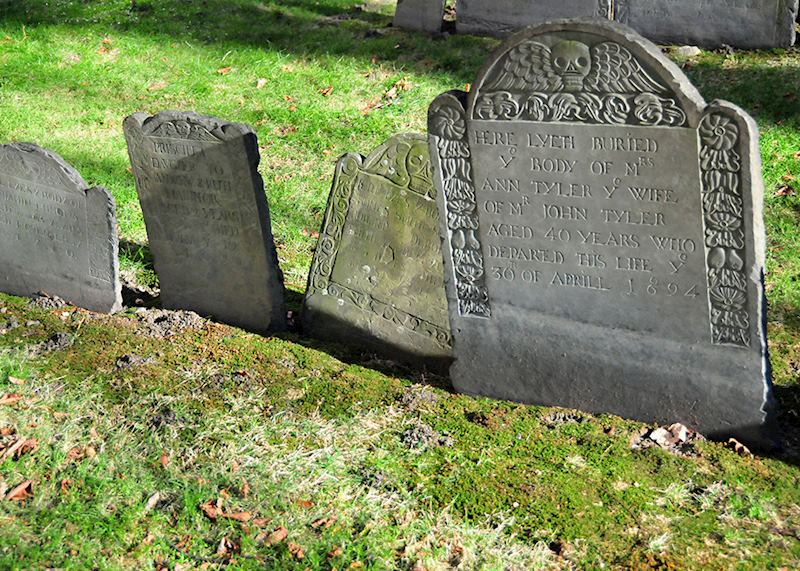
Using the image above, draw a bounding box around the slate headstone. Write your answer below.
[393,0,445,33]
[428,20,776,448]
[0,143,121,313]
[303,134,451,369]
[454,0,798,49]
[123,111,286,333]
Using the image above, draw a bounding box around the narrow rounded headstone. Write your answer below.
[393,0,446,33]
[123,111,286,334]
[428,20,777,448]
[0,142,122,313]
[303,134,451,370]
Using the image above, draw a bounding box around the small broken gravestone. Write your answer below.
[428,20,776,448]
[393,0,445,33]
[303,134,451,369]
[123,111,286,333]
[453,0,798,49]
[0,142,122,313]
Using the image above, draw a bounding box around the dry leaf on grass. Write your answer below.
[327,546,343,558]
[8,377,25,386]
[775,185,795,196]
[159,453,169,469]
[147,81,168,91]
[217,67,233,75]
[221,511,252,522]
[200,499,222,520]
[256,78,268,89]
[0,393,22,406]
[319,86,334,97]
[1,438,37,461]
[288,542,305,559]
[60,479,72,494]
[311,517,335,529]
[266,526,288,545]
[144,492,161,513]
[5,480,33,501]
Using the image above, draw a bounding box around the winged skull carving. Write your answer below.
[484,40,666,95]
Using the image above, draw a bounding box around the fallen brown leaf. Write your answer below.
[725,437,752,457]
[0,393,22,406]
[8,377,25,386]
[1,438,37,461]
[775,185,795,196]
[217,536,237,557]
[60,479,72,494]
[147,81,168,91]
[320,86,334,97]
[200,499,222,520]
[327,546,343,559]
[266,526,288,545]
[221,511,252,523]
[217,67,233,75]
[288,105,297,112]
[251,517,270,527]
[5,480,33,501]
[283,95,294,102]
[256,78,268,89]
[464,83,471,92]
[311,517,335,529]
[159,453,169,469]
[295,498,314,509]
[141,532,156,546]
[0,426,14,436]
[288,542,305,559]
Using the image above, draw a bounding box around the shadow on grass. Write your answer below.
[0,0,493,83]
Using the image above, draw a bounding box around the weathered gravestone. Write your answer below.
[0,143,122,313]
[303,134,451,369]
[393,0,445,33]
[454,0,798,49]
[428,20,776,447]
[124,111,286,334]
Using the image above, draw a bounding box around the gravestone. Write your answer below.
[454,0,798,49]
[428,20,776,448]
[303,134,451,369]
[393,0,445,33]
[0,143,121,313]
[457,0,610,36]
[123,111,286,334]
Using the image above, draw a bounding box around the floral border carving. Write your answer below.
[699,112,751,347]
[430,99,491,318]
[306,144,452,349]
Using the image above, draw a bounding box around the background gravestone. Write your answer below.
[428,20,776,448]
[393,0,445,33]
[303,134,451,369]
[450,0,798,48]
[124,111,286,334]
[0,143,121,313]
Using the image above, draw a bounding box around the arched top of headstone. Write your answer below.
[467,20,706,128]
[0,142,93,194]
[125,110,256,144]
[354,133,434,199]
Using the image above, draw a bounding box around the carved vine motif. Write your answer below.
[430,101,491,318]
[699,112,750,347]
[474,41,686,127]
[148,119,223,142]
[596,0,612,19]
[306,144,451,348]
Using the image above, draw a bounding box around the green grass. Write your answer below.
[1,1,800,569]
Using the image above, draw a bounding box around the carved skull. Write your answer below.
[551,41,591,91]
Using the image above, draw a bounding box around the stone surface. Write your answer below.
[457,0,612,36]
[428,20,776,448]
[393,0,445,33]
[0,143,121,313]
[455,0,798,48]
[124,111,286,334]
[616,0,798,49]
[303,133,451,369]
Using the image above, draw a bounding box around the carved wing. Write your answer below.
[586,42,666,94]
[483,41,563,92]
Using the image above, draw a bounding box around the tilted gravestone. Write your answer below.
[0,143,121,313]
[428,20,776,447]
[303,134,451,369]
[124,111,286,334]
[393,0,445,33]
[454,0,798,49]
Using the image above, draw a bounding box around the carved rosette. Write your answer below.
[306,141,452,349]
[699,112,750,347]
[430,99,491,318]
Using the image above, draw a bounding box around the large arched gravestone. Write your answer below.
[0,143,122,313]
[428,20,777,448]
